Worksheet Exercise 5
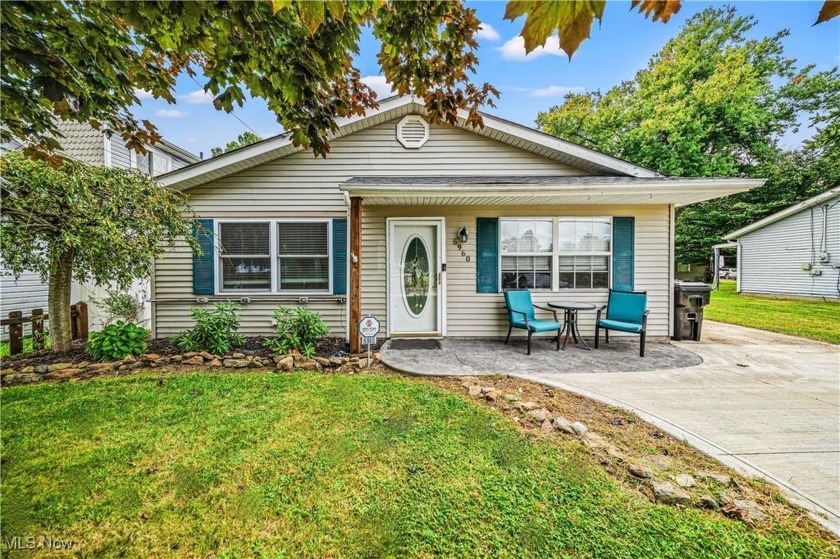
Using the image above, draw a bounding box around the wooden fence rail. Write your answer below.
[1,302,88,356]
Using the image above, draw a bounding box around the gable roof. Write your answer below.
[725,187,840,240]
[158,96,660,191]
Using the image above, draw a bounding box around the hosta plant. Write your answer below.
[86,321,149,361]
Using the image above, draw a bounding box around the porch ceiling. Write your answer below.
[340,176,765,206]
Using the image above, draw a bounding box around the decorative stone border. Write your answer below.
[1,351,383,387]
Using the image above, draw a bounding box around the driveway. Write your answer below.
[513,321,840,533]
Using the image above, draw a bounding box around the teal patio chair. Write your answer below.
[503,289,562,355]
[594,290,650,357]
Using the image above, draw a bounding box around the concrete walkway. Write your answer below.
[380,322,840,532]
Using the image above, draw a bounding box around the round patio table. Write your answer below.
[548,302,597,350]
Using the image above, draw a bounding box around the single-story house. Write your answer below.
[725,187,840,300]
[155,96,762,351]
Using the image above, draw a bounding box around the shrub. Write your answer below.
[265,306,330,358]
[86,321,149,361]
[175,301,244,355]
[94,289,146,325]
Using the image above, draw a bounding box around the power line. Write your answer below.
[185,74,262,137]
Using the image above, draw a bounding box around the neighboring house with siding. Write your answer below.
[155,96,761,348]
[725,188,840,300]
[1,122,199,337]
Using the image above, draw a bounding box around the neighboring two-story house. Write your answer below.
[1,121,199,337]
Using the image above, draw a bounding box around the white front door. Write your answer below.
[388,219,444,336]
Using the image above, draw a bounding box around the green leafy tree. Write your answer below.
[536,7,839,264]
[211,132,263,157]
[0,152,197,352]
[5,1,834,162]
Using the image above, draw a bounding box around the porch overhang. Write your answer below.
[340,176,765,206]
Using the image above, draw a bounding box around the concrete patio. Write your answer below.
[380,322,840,534]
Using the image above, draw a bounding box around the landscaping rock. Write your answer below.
[275,356,294,371]
[502,394,519,403]
[697,471,734,486]
[35,365,49,374]
[314,357,331,368]
[527,408,553,423]
[182,352,199,359]
[484,390,501,402]
[467,385,482,397]
[513,401,538,412]
[21,366,35,374]
[571,422,588,436]
[47,363,72,373]
[732,499,765,523]
[5,373,42,385]
[648,455,672,469]
[231,352,246,359]
[675,474,697,488]
[373,352,382,363]
[699,495,719,510]
[182,356,204,366]
[294,357,319,371]
[552,417,576,435]
[329,357,343,367]
[122,356,137,364]
[223,359,249,368]
[77,361,89,369]
[653,482,692,506]
[630,465,653,479]
[540,419,554,435]
[45,368,82,381]
[583,432,608,448]
[0,368,15,377]
[208,358,222,367]
[146,353,161,361]
[199,352,215,361]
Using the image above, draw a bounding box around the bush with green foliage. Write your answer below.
[175,301,244,356]
[94,289,146,325]
[265,306,330,358]
[86,321,149,361]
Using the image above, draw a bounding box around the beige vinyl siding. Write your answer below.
[109,134,133,169]
[362,205,672,340]
[738,196,840,299]
[153,118,588,337]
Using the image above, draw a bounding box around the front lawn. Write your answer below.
[3,372,836,558]
[705,281,840,344]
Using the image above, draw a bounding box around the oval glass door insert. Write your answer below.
[402,236,431,316]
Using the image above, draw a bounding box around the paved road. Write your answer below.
[513,321,840,533]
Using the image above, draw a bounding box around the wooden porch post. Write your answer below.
[349,196,362,353]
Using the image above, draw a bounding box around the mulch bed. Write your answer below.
[1,336,367,369]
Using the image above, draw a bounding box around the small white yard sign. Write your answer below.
[359,316,380,338]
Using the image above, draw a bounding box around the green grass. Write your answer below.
[2,372,837,558]
[0,334,51,358]
[705,281,840,344]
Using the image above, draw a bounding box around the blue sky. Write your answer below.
[134,1,840,159]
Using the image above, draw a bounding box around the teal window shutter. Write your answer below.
[193,219,215,295]
[612,217,635,291]
[332,218,347,295]
[476,218,499,293]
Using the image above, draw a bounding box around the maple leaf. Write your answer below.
[631,0,682,23]
[504,0,606,58]
[815,0,840,24]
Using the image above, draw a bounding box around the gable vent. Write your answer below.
[396,115,430,149]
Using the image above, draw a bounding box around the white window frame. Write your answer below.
[214,218,333,295]
[556,217,612,291]
[499,218,554,291]
[499,216,612,292]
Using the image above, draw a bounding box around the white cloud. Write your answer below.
[133,88,153,100]
[476,23,500,41]
[182,89,215,104]
[528,85,586,98]
[497,35,567,61]
[361,75,395,99]
[154,109,187,119]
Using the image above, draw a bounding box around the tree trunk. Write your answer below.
[48,251,74,353]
